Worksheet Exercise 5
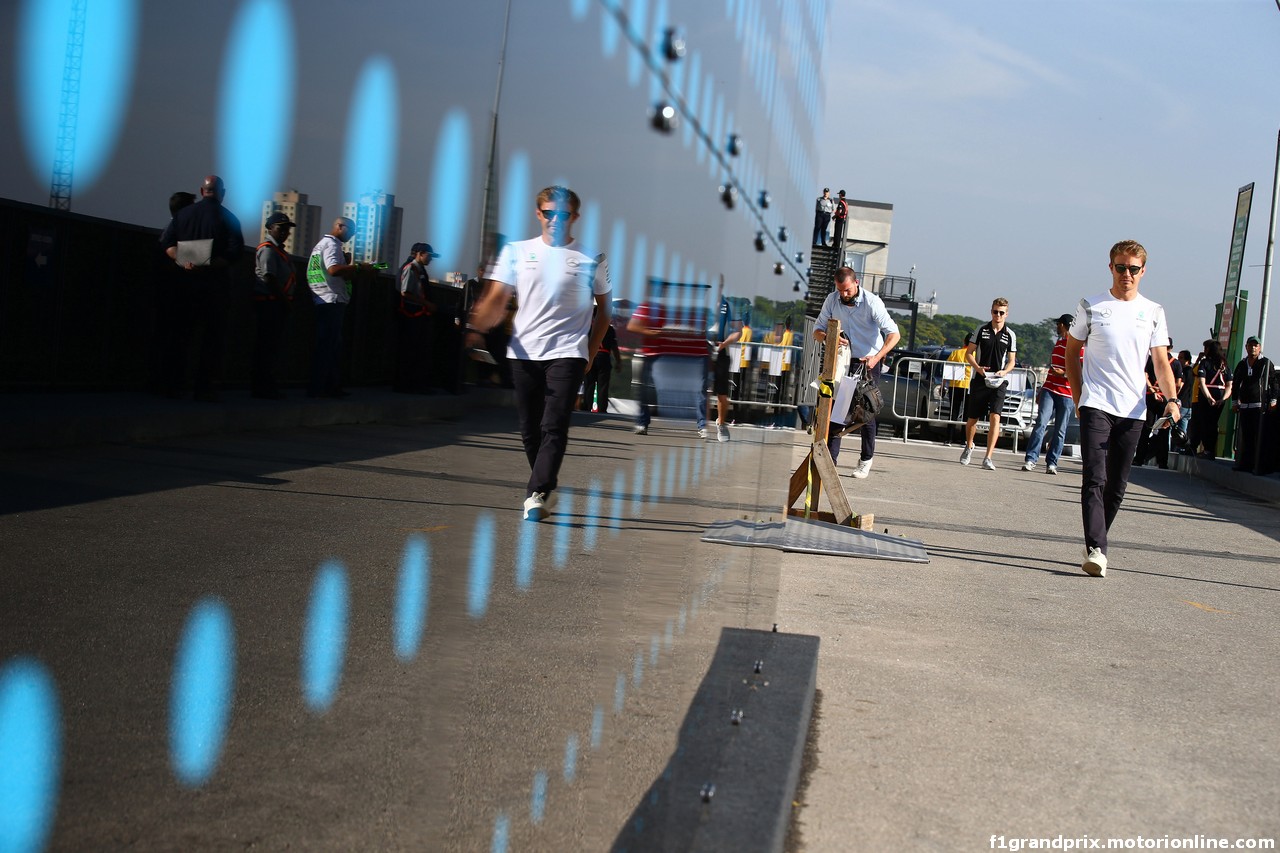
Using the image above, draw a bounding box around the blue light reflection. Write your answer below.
[16,0,139,190]
[0,657,61,853]
[301,560,349,713]
[170,597,236,786]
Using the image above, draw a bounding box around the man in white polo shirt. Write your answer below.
[1066,239,1180,578]
[466,186,611,521]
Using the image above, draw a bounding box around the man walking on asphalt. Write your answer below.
[959,298,1017,470]
[465,186,611,521]
[1022,313,1077,474]
[813,266,900,479]
[1066,239,1180,578]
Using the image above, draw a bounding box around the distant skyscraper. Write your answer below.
[261,190,322,256]
[341,191,403,266]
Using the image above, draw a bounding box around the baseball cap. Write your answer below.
[265,212,295,228]
[411,242,439,257]
[1247,336,1260,345]
[1056,313,1074,326]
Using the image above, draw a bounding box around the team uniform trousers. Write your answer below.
[513,357,587,496]
[309,302,346,396]
[581,352,613,413]
[812,212,831,247]
[1133,396,1173,469]
[394,311,432,393]
[1078,407,1143,555]
[252,299,290,395]
[180,272,228,396]
[1236,406,1263,470]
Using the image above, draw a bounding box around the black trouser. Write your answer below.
[393,311,432,393]
[581,354,613,412]
[1235,406,1263,470]
[1189,400,1224,457]
[1133,396,1171,469]
[252,300,289,395]
[309,302,346,396]
[812,212,830,247]
[161,274,227,396]
[827,362,882,464]
[1258,407,1280,475]
[832,217,847,248]
[512,357,587,497]
[1079,407,1143,555]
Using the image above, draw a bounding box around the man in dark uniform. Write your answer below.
[1133,338,1184,469]
[1231,336,1275,472]
[251,212,297,399]
[831,189,850,251]
[394,242,438,393]
[160,175,245,402]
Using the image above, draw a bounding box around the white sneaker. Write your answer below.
[698,427,707,439]
[1047,464,1058,475]
[717,424,729,442]
[633,424,648,435]
[851,458,873,479]
[981,456,996,471]
[523,492,549,521]
[1082,547,1107,577]
[1022,460,1036,471]
[959,446,973,465]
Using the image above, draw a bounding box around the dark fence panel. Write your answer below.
[0,198,476,393]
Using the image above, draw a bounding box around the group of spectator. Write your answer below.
[155,173,448,403]
[1121,334,1278,474]
[812,187,848,249]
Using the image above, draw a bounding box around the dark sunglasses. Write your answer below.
[539,209,571,221]
[1113,263,1144,275]
[991,310,1006,316]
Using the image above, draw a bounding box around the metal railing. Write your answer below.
[881,353,1040,451]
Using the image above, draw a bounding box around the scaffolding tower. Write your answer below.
[49,0,87,211]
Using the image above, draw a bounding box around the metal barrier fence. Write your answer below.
[880,352,1040,452]
[720,341,806,418]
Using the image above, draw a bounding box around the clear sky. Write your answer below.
[821,0,1280,353]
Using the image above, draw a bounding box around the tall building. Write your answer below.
[260,190,322,256]
[341,191,403,266]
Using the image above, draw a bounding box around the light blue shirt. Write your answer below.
[815,287,899,358]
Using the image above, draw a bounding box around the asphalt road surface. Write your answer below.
[1,410,791,851]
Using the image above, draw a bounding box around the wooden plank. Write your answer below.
[786,449,813,508]
[810,441,854,526]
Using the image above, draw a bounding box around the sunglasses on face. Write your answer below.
[1113,264,1144,275]
[539,209,571,221]
[991,310,1006,316]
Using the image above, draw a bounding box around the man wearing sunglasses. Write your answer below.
[465,186,611,521]
[958,298,1017,470]
[1065,240,1180,578]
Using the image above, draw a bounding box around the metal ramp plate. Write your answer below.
[702,517,929,563]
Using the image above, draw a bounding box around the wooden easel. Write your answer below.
[784,320,862,526]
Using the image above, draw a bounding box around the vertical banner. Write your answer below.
[1219,183,1254,345]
